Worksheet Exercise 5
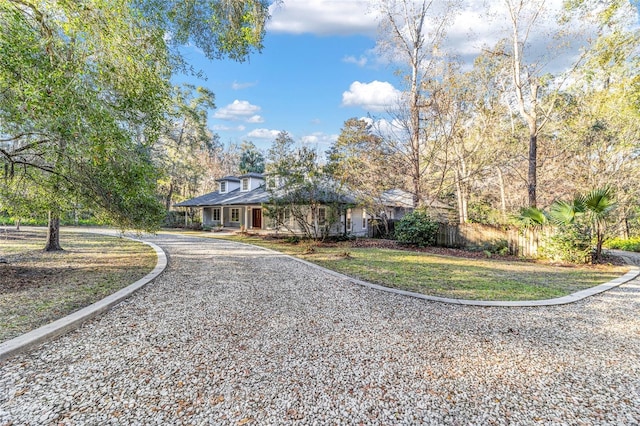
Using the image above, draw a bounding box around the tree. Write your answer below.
[155,84,217,211]
[326,118,399,232]
[133,0,271,63]
[265,131,346,240]
[375,0,460,207]
[238,141,265,174]
[1,0,271,250]
[1,0,170,250]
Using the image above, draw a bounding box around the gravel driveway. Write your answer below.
[1,233,639,425]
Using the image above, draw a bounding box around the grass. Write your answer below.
[184,232,627,302]
[0,228,157,342]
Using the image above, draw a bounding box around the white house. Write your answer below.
[174,173,373,236]
[175,173,455,236]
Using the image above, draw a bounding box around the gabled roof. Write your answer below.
[219,186,270,205]
[174,188,241,207]
[216,175,241,182]
[174,186,271,208]
[238,172,265,179]
[380,189,414,208]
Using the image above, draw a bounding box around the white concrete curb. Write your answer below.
[0,237,167,362]
[231,240,640,308]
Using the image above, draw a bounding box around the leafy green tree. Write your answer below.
[155,84,217,211]
[1,0,170,250]
[238,141,265,174]
[133,0,271,63]
[326,118,399,233]
[265,131,345,240]
[1,0,271,250]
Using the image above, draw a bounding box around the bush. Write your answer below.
[471,239,510,256]
[284,235,301,244]
[606,237,640,253]
[541,224,593,264]
[394,210,439,247]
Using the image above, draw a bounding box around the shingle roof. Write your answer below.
[215,176,241,182]
[238,172,265,179]
[174,188,240,207]
[173,187,272,208]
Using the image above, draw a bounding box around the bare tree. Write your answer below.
[375,0,460,207]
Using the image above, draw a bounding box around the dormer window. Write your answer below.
[241,178,249,191]
[219,181,227,193]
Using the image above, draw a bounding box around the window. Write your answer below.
[231,208,240,222]
[219,181,227,193]
[362,209,368,229]
[213,208,220,221]
[318,207,326,226]
[346,209,352,231]
[241,178,249,191]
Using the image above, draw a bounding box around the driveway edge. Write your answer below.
[238,241,640,307]
[0,238,167,362]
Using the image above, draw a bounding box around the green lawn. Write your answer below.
[176,232,627,302]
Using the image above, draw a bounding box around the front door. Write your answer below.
[252,208,262,229]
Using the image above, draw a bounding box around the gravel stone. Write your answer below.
[1,233,639,425]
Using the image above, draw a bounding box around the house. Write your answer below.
[175,174,455,236]
[377,188,456,223]
[174,173,373,236]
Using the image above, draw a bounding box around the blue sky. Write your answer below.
[175,0,640,152]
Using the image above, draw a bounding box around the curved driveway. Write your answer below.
[1,233,639,424]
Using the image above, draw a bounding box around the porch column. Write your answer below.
[221,207,225,227]
[244,207,249,229]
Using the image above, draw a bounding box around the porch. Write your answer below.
[202,206,265,230]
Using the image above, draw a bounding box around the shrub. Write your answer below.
[606,237,640,253]
[541,224,593,264]
[471,239,510,256]
[394,210,439,247]
[284,235,300,244]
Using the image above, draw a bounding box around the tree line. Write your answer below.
[1,0,638,252]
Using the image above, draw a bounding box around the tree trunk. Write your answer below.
[44,211,63,251]
[165,182,174,211]
[497,167,507,223]
[15,218,20,231]
[528,133,537,208]
[594,221,603,262]
[455,170,467,224]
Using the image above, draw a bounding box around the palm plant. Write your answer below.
[516,206,547,228]
[549,187,616,261]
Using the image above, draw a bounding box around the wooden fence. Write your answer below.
[436,223,547,257]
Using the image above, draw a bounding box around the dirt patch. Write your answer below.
[0,228,157,342]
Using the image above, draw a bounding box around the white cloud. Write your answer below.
[214,100,262,121]
[247,128,281,139]
[212,124,246,132]
[341,80,401,112]
[301,132,338,146]
[343,55,368,67]
[247,115,265,123]
[232,80,257,90]
[268,0,378,36]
